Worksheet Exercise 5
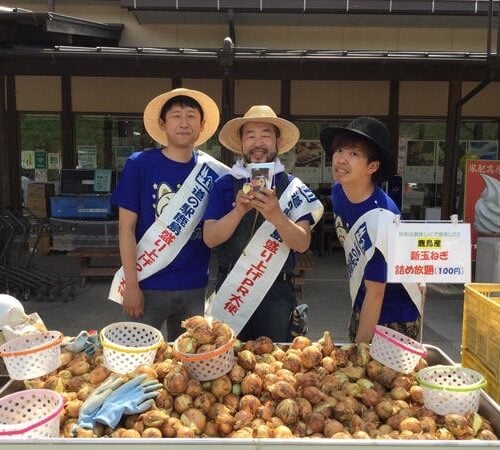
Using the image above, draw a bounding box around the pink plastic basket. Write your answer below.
[369,325,427,374]
[0,389,64,438]
[0,331,62,380]
[173,331,235,381]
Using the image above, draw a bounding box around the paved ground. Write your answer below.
[14,248,467,362]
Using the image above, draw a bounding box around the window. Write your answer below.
[74,114,154,170]
[20,113,62,183]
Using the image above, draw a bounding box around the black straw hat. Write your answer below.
[320,117,394,182]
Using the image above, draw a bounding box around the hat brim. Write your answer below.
[320,126,393,181]
[143,88,220,148]
[219,116,300,154]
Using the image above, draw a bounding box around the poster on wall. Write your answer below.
[405,140,436,183]
[34,151,47,169]
[77,145,97,169]
[463,159,500,260]
[114,145,134,171]
[47,152,61,170]
[34,169,48,182]
[292,140,323,183]
[21,151,35,169]
[468,140,498,160]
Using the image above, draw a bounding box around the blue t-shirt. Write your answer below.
[331,183,419,323]
[112,148,210,291]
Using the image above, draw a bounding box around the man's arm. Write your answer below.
[251,188,311,253]
[354,279,385,343]
[118,207,144,318]
[203,190,253,248]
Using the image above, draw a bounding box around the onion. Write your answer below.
[268,380,296,401]
[301,386,326,405]
[290,336,311,350]
[239,394,261,414]
[296,397,313,420]
[271,346,286,361]
[237,350,256,370]
[262,373,279,390]
[174,393,193,414]
[444,414,474,439]
[318,331,334,357]
[399,417,422,434]
[359,388,381,407]
[375,400,394,420]
[254,362,274,378]
[273,425,294,438]
[212,321,233,340]
[223,393,240,413]
[282,352,303,373]
[177,336,197,353]
[275,368,297,386]
[215,412,235,436]
[341,366,364,381]
[392,376,413,391]
[203,420,219,437]
[354,343,371,367]
[410,385,424,404]
[254,336,274,354]
[436,427,455,440]
[181,315,207,331]
[419,416,437,433]
[256,401,275,421]
[478,430,498,440]
[321,356,336,372]
[391,386,409,401]
[229,363,246,383]
[301,345,323,369]
[142,409,168,428]
[352,430,370,439]
[193,391,215,414]
[207,402,230,420]
[231,427,253,438]
[324,418,344,437]
[233,409,253,430]
[241,373,263,396]
[185,379,203,398]
[142,427,162,438]
[163,366,189,395]
[211,375,232,399]
[254,424,273,438]
[306,411,325,434]
[331,431,353,439]
[276,398,299,425]
[365,360,382,380]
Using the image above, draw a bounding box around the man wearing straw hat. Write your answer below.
[108,88,228,341]
[320,117,422,343]
[203,105,324,341]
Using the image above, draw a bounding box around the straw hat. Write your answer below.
[219,105,300,154]
[143,88,220,147]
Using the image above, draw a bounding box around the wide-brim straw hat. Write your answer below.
[219,105,300,154]
[143,88,220,147]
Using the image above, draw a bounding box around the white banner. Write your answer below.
[109,151,229,304]
[207,178,324,335]
[387,221,471,283]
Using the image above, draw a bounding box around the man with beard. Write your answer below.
[203,105,323,341]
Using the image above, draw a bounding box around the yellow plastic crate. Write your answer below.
[461,349,499,404]
[462,283,500,379]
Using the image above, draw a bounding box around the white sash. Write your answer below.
[109,151,229,304]
[343,209,422,314]
[207,177,324,334]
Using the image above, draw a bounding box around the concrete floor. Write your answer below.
[18,249,465,362]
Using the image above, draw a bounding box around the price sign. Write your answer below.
[387,222,471,283]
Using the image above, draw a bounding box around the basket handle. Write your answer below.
[174,337,234,363]
[0,332,63,358]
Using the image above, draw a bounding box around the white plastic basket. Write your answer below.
[416,365,486,415]
[369,325,427,374]
[0,331,62,380]
[173,331,235,381]
[100,322,163,374]
[0,389,64,438]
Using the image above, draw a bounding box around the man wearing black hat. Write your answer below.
[321,117,422,343]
